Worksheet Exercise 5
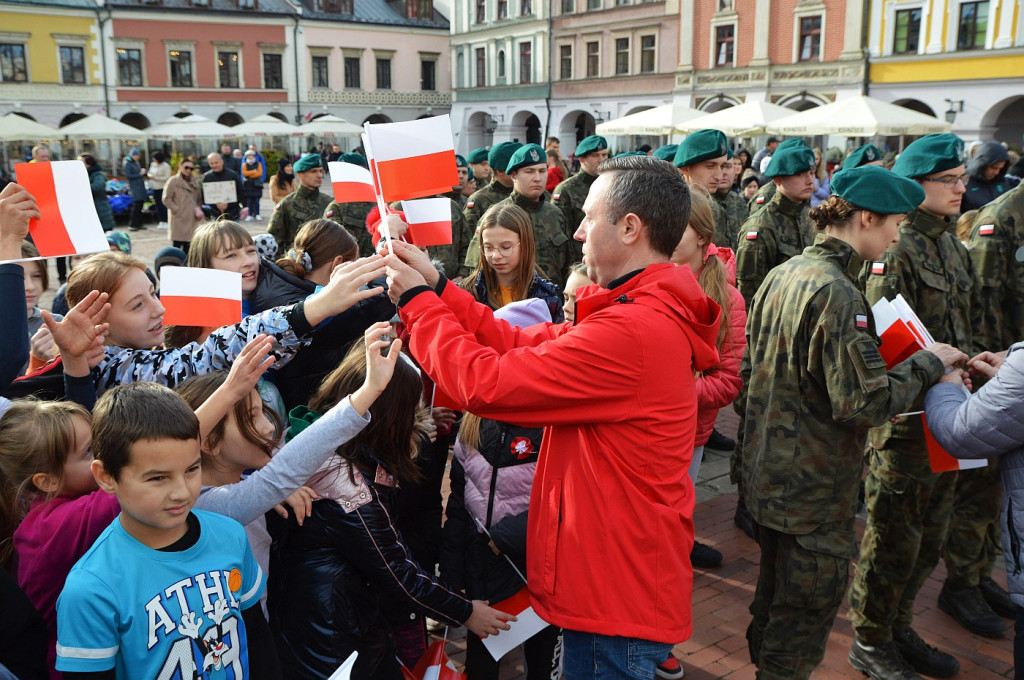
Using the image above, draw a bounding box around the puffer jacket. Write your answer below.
[469,271,565,323]
[441,419,543,604]
[924,341,1024,605]
[268,409,473,680]
[86,163,115,232]
[963,141,1020,212]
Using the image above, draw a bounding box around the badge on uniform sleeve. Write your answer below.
[978,224,995,236]
[856,314,868,329]
[871,261,886,275]
[467,200,475,209]
[325,209,334,217]
[745,231,758,240]
[553,193,561,201]
[756,196,765,204]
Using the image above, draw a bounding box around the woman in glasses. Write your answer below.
[162,159,204,254]
[460,203,564,322]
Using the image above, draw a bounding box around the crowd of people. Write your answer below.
[0,123,1022,680]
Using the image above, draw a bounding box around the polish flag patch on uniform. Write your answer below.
[756,196,766,204]
[325,209,334,218]
[871,261,886,275]
[856,314,868,329]
[978,224,995,236]
[745,231,758,240]
[467,200,475,208]
[552,193,561,201]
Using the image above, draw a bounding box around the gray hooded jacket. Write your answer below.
[963,141,1019,212]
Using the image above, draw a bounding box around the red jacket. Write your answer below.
[400,263,720,643]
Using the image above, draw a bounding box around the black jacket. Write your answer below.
[267,462,472,680]
[963,141,1020,212]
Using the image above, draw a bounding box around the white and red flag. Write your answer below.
[363,116,458,202]
[401,641,466,680]
[402,198,453,247]
[159,267,242,329]
[870,298,922,368]
[328,161,376,204]
[480,587,551,662]
[13,161,107,260]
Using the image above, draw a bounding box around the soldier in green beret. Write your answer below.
[553,135,608,263]
[843,144,885,170]
[748,138,808,213]
[848,133,985,680]
[323,153,376,257]
[268,153,333,256]
[674,129,732,248]
[443,154,471,208]
[741,164,964,680]
[496,143,572,290]
[464,141,522,270]
[653,144,677,162]
[467,146,491,184]
[714,147,748,251]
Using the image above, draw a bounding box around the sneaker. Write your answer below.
[938,582,1006,637]
[734,497,755,540]
[705,428,735,453]
[156,222,167,230]
[979,576,1016,619]
[892,627,960,678]
[848,639,922,680]
[691,540,722,569]
[655,653,684,680]
[244,215,254,222]
[255,215,262,221]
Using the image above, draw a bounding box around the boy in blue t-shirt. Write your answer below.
[55,382,268,680]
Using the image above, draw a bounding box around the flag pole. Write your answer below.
[473,516,527,584]
[362,125,394,257]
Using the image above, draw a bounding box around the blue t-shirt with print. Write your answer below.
[55,510,265,679]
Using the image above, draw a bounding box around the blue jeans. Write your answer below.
[562,630,673,680]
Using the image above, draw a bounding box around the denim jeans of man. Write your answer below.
[562,630,673,680]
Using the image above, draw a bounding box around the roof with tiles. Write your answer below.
[295,0,449,29]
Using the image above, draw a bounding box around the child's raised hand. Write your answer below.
[0,183,39,260]
[41,291,111,378]
[29,325,56,361]
[465,600,516,638]
[272,486,319,526]
[303,257,387,327]
[349,322,403,417]
[222,334,275,402]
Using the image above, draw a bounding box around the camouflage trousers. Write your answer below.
[944,463,1003,589]
[748,524,851,680]
[847,449,957,643]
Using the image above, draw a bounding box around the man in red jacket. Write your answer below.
[385,154,721,679]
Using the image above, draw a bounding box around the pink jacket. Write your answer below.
[694,248,746,447]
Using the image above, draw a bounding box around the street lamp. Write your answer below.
[944,99,964,124]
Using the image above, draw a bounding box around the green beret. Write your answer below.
[776,138,806,151]
[575,135,608,157]
[488,141,523,173]
[674,129,729,168]
[653,144,678,161]
[614,151,647,158]
[467,147,490,164]
[764,146,816,178]
[831,165,925,215]
[455,154,468,168]
[506,143,547,174]
[466,165,474,181]
[891,133,966,179]
[339,152,368,169]
[843,144,884,169]
[293,154,322,173]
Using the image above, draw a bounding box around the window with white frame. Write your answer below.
[797,15,822,60]
[614,37,629,74]
[0,42,27,82]
[559,44,572,79]
[586,40,599,77]
[262,52,283,89]
[519,42,532,83]
[217,50,240,88]
[168,46,194,87]
[957,0,989,49]
[59,45,86,84]
[640,34,656,73]
[117,46,144,86]
[893,7,922,54]
[713,24,734,67]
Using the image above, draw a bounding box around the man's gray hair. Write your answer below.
[597,155,691,257]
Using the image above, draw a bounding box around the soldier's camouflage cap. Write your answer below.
[467,147,490,164]
[763,146,816,178]
[338,152,368,169]
[506,143,547,173]
[674,129,729,168]
[293,154,321,172]
[831,165,925,214]
[843,144,884,169]
[653,144,678,161]
[488,141,524,173]
[891,133,966,178]
[575,135,608,157]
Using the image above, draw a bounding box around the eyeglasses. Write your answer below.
[482,242,520,256]
[921,174,968,188]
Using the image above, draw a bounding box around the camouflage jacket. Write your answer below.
[552,170,596,262]
[324,201,376,257]
[747,180,776,216]
[463,179,514,269]
[496,190,572,291]
[967,183,1024,350]
[735,191,815,306]
[713,189,746,250]
[862,208,983,458]
[740,235,944,537]
[268,184,333,255]
[442,189,468,209]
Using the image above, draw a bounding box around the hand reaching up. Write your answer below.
[42,290,110,377]
[303,256,387,327]
[350,321,404,417]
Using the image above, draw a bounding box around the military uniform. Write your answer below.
[443,189,468,209]
[747,181,776,217]
[496,190,572,290]
[713,189,746,250]
[742,167,936,680]
[847,208,983,645]
[324,201,376,257]
[268,184,333,255]
[552,170,594,262]
[734,191,816,305]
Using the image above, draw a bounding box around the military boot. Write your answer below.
[893,627,960,678]
[938,582,1007,637]
[848,639,923,680]
[980,576,1017,619]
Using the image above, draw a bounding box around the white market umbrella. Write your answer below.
[676,101,795,136]
[59,114,145,140]
[0,113,58,142]
[596,104,703,136]
[766,95,952,136]
[147,115,237,140]
[233,114,303,138]
[300,114,363,137]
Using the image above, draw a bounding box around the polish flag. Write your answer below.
[364,116,458,202]
[13,161,108,260]
[328,161,376,204]
[870,298,922,368]
[326,651,357,680]
[480,587,550,662]
[924,414,987,473]
[977,224,995,236]
[891,294,935,348]
[402,198,452,246]
[159,267,242,328]
[401,641,466,680]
